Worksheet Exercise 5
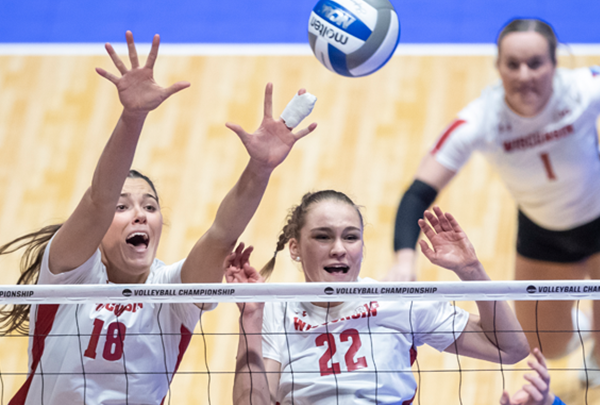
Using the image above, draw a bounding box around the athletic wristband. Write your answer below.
[393,180,438,251]
[280,92,317,128]
[552,396,566,405]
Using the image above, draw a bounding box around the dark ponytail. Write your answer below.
[0,224,62,335]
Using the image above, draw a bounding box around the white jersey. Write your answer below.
[262,279,469,405]
[432,66,600,230]
[10,238,212,405]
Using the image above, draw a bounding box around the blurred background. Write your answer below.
[0,1,599,404]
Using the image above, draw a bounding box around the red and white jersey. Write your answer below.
[432,67,600,230]
[262,279,468,405]
[10,238,212,405]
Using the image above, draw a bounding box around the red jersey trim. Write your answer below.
[9,304,60,405]
[431,119,466,155]
[161,324,193,405]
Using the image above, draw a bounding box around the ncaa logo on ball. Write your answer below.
[308,0,401,77]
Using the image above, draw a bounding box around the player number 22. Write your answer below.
[316,329,368,376]
[84,319,127,361]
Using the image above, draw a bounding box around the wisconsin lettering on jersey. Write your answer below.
[95,302,143,316]
[503,124,574,152]
[294,302,379,331]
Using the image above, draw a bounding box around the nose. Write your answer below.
[330,238,346,258]
[132,206,147,224]
[517,63,531,81]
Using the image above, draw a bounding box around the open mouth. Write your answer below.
[324,264,349,274]
[126,232,149,250]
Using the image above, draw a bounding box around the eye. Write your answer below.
[145,204,157,212]
[507,61,519,70]
[116,204,127,212]
[528,59,542,69]
[345,234,360,241]
[314,234,330,240]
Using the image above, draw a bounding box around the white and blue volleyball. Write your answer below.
[308,0,400,77]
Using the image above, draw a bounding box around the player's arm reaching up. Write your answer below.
[418,207,529,364]
[49,31,189,275]
[180,84,317,286]
[226,243,270,405]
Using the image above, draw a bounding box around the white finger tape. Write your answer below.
[280,92,317,128]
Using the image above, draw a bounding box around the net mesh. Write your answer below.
[0,280,599,405]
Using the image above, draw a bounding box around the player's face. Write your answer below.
[290,200,363,283]
[497,31,555,117]
[100,177,163,283]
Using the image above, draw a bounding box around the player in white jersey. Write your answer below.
[228,191,528,405]
[0,31,317,404]
[387,18,600,372]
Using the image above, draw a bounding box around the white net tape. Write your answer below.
[0,280,599,304]
[1,281,598,405]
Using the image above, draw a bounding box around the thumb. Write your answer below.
[164,81,191,97]
[418,240,435,262]
[225,122,248,142]
[499,391,511,405]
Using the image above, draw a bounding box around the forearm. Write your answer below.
[394,180,438,251]
[461,263,528,363]
[233,307,269,405]
[90,110,147,206]
[211,159,272,245]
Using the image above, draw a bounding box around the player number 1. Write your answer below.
[540,152,557,180]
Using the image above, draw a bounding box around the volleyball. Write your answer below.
[308,0,400,77]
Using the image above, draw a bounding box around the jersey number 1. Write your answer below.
[540,153,557,180]
[84,319,127,361]
[316,329,368,376]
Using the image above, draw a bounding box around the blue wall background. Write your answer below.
[1,0,598,43]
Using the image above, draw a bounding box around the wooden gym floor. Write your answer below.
[0,51,599,404]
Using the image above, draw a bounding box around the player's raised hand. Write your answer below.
[225,243,264,314]
[225,243,263,285]
[500,349,554,405]
[225,83,317,171]
[96,31,190,114]
[418,206,483,279]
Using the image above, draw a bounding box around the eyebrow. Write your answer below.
[310,226,362,232]
[119,192,159,202]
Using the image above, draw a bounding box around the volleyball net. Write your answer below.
[0,280,598,405]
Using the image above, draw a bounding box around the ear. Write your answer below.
[288,238,300,261]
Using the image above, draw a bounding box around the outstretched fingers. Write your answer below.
[432,206,453,232]
[532,348,549,369]
[239,245,254,266]
[225,122,249,143]
[145,34,160,69]
[292,122,318,141]
[105,42,128,75]
[165,81,191,97]
[125,31,140,69]
[263,82,273,120]
[418,216,437,243]
[95,67,119,84]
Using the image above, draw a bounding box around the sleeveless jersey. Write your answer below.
[262,279,469,405]
[432,67,600,230]
[10,238,212,405]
